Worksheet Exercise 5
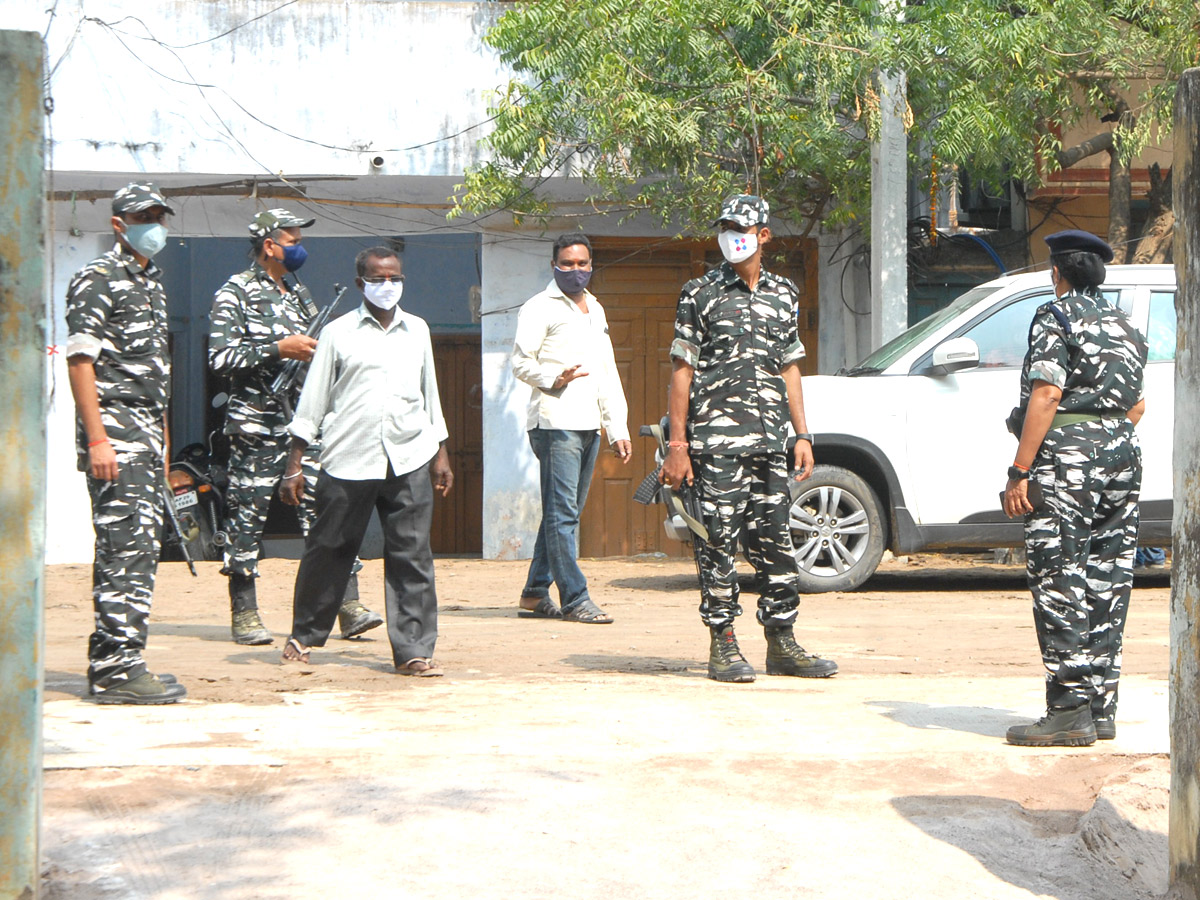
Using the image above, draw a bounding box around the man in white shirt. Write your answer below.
[279,247,453,676]
[511,234,631,624]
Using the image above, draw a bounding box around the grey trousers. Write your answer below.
[291,461,437,665]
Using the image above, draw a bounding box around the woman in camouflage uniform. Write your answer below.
[1003,230,1147,747]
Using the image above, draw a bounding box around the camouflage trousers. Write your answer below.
[86,452,163,690]
[222,432,322,579]
[692,453,800,628]
[1025,420,1141,716]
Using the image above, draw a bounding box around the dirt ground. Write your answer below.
[39,553,1174,899]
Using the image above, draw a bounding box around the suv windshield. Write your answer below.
[850,285,1002,372]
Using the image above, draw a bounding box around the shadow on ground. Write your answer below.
[41,770,534,900]
[892,793,1167,900]
[866,699,1028,738]
[561,652,703,677]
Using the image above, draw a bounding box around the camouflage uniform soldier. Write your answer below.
[209,208,382,644]
[660,194,838,684]
[1003,230,1148,747]
[66,182,186,705]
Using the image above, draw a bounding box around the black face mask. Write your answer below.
[553,266,592,295]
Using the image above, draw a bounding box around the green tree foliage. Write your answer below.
[454,0,1198,236]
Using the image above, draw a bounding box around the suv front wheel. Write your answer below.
[790,464,885,593]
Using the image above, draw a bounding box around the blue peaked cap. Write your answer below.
[1044,229,1114,263]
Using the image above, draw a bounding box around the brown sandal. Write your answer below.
[281,637,310,664]
[396,657,443,677]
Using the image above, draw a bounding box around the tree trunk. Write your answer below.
[1132,164,1174,264]
[1108,147,1132,264]
[1169,66,1200,900]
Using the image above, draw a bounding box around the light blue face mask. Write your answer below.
[121,222,168,259]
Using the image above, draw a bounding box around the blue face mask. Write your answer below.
[121,222,168,259]
[280,242,308,272]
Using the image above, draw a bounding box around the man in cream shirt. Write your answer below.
[511,234,631,624]
[280,246,452,675]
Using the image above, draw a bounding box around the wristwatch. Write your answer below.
[795,433,815,445]
[1007,465,1030,480]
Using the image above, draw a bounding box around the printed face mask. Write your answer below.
[121,222,168,259]
[718,229,758,264]
[553,266,593,295]
[363,279,404,311]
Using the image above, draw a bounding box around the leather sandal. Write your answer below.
[396,658,443,677]
[518,596,563,619]
[281,637,311,664]
[561,600,614,625]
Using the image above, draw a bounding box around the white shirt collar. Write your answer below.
[355,301,410,332]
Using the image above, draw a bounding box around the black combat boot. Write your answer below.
[229,573,272,645]
[1091,695,1117,740]
[764,626,839,678]
[707,625,756,683]
[1006,705,1096,746]
[92,672,187,705]
[337,574,383,639]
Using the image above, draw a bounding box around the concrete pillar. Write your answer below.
[870,70,909,347]
[1170,66,1200,900]
[0,28,47,900]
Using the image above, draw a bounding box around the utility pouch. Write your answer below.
[1005,404,1026,438]
[999,479,1044,514]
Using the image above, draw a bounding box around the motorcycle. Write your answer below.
[162,432,229,564]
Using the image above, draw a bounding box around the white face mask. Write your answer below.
[718,229,758,264]
[362,279,403,311]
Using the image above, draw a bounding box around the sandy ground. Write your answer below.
[39,553,1173,899]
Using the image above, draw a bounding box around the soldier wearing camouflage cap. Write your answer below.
[1003,230,1147,747]
[208,208,382,645]
[66,181,185,704]
[660,194,838,684]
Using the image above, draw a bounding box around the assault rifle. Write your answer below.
[270,284,347,420]
[161,477,198,577]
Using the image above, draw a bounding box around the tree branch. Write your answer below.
[1056,131,1113,169]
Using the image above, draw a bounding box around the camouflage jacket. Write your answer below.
[209,263,317,437]
[65,243,170,470]
[669,262,805,455]
[1020,287,1147,420]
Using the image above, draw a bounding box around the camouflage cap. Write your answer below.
[248,208,316,239]
[112,182,175,216]
[714,194,769,228]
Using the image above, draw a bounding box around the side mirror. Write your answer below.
[928,337,980,375]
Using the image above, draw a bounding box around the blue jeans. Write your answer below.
[522,428,600,613]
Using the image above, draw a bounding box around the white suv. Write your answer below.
[791,265,1176,591]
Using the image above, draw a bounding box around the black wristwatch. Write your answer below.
[795,433,814,445]
[1007,465,1030,480]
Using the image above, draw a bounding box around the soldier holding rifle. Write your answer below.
[208,208,382,645]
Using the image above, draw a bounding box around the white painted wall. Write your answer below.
[479,236,549,560]
[18,0,505,177]
[46,235,117,565]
